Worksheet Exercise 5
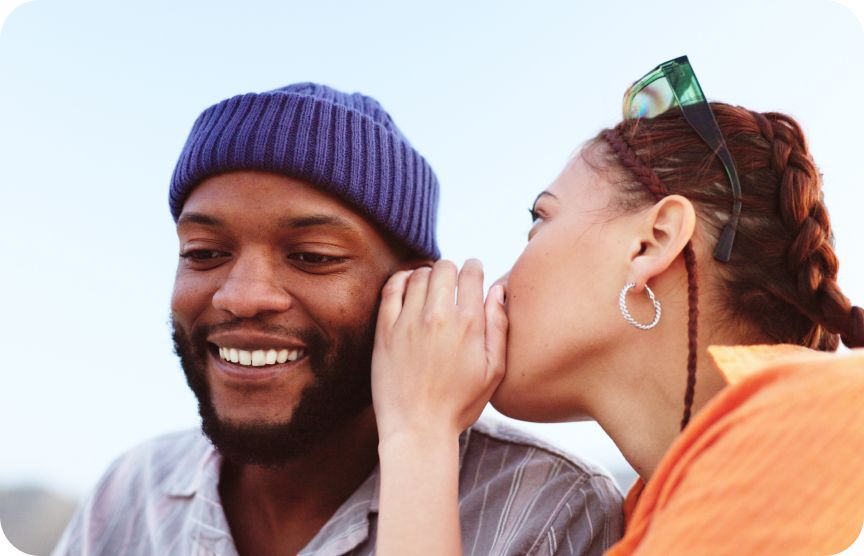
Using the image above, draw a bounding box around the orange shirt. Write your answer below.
[605,344,864,556]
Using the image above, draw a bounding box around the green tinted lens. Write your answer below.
[623,57,706,119]
[625,74,676,118]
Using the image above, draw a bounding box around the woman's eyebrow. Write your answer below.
[533,191,559,205]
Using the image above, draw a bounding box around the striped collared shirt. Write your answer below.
[52,418,623,555]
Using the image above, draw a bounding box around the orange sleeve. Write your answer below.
[633,359,864,556]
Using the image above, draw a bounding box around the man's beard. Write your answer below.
[171,316,375,467]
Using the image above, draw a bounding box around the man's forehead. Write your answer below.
[177,171,372,233]
[176,210,362,236]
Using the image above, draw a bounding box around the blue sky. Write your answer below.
[1,0,862,500]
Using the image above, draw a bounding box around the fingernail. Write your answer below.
[494,285,504,304]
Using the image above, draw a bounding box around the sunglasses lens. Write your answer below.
[625,76,676,119]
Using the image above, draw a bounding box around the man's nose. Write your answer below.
[212,254,293,319]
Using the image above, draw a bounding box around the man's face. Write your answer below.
[171,171,413,465]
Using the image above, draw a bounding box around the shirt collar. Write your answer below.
[163,430,220,498]
[160,426,474,554]
[707,343,818,385]
[622,343,825,526]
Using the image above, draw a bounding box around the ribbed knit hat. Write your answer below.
[169,83,440,259]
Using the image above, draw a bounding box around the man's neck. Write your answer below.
[218,407,379,556]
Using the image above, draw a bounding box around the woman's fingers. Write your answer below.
[456,259,484,310]
[373,259,508,441]
[377,270,413,337]
[401,266,432,316]
[484,285,508,384]
[426,260,458,309]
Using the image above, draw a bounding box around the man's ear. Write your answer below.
[626,195,696,289]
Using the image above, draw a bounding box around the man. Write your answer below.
[53,83,623,555]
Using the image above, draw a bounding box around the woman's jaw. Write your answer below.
[489,154,641,421]
[487,152,729,426]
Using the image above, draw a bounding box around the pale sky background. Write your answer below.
[1,0,863,511]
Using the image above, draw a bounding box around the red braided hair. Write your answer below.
[595,103,864,429]
[601,128,700,430]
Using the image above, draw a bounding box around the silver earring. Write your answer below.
[619,282,661,330]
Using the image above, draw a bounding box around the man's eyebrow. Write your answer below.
[177,212,223,227]
[277,214,360,234]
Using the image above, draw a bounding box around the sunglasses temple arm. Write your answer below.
[712,146,743,262]
[679,104,743,262]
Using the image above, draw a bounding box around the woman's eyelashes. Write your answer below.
[528,205,550,240]
[529,202,550,223]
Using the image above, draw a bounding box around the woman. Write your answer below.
[370,56,864,555]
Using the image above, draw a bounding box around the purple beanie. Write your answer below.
[169,83,440,259]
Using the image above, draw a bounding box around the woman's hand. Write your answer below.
[372,259,508,555]
[372,259,508,444]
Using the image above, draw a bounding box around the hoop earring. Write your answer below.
[619,282,662,330]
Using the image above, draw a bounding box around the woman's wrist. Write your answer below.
[378,422,462,458]
[376,417,463,556]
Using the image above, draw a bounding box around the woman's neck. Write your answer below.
[587,321,731,482]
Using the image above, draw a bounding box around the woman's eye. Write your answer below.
[527,207,547,241]
[529,204,551,224]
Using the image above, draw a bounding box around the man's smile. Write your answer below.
[204,330,312,382]
[206,344,310,382]
[216,345,306,366]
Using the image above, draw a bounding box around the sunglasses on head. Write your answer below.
[622,55,742,262]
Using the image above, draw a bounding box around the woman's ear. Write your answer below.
[626,195,696,289]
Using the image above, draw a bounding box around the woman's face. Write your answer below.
[491,152,644,422]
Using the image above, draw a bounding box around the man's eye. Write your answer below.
[289,253,346,265]
[528,207,542,223]
[180,249,229,261]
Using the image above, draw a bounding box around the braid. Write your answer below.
[601,129,667,200]
[601,127,700,430]
[844,307,864,347]
[753,111,864,349]
[680,243,699,429]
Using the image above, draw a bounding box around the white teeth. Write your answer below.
[218,346,304,367]
[251,350,266,366]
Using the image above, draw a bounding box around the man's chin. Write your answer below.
[200,414,308,467]
[172,316,376,466]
